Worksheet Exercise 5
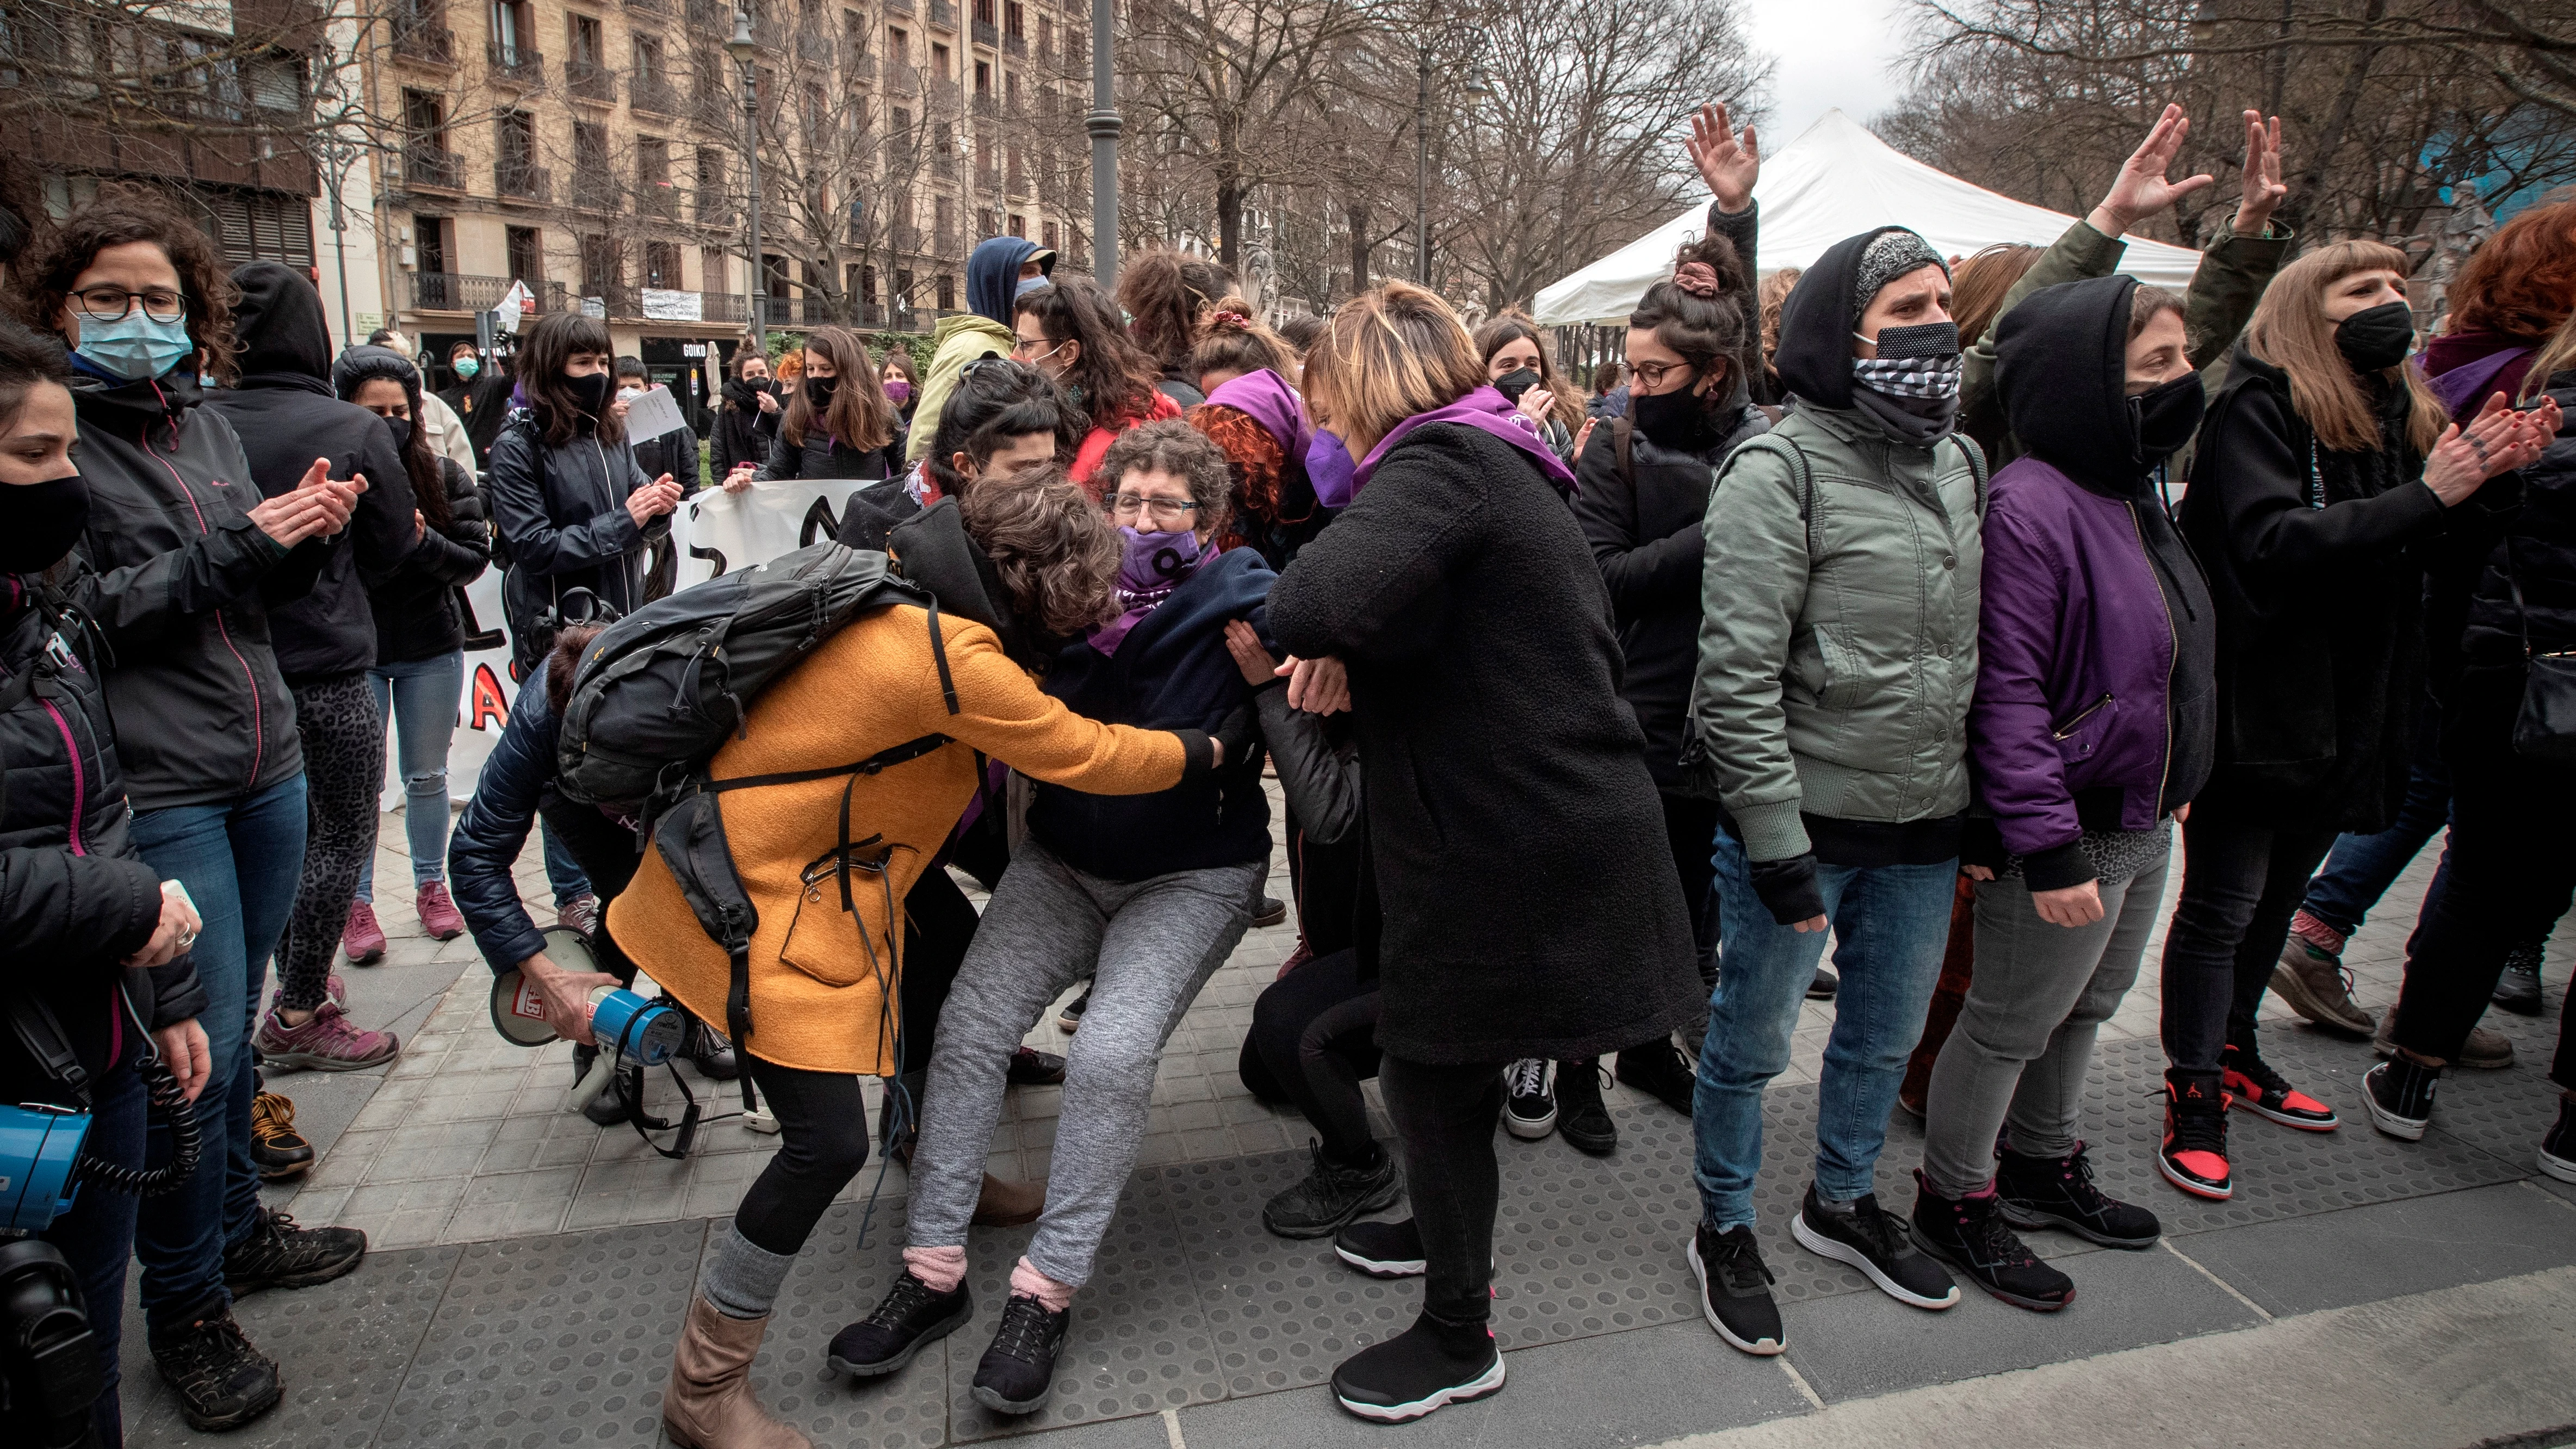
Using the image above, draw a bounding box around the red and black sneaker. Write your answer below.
[2222,1043,2339,1131]
[2160,1075,2233,1200]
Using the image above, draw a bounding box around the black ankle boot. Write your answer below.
[1996,1142,2159,1248]
[1264,1140,1401,1239]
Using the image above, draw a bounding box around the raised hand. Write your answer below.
[2089,103,2215,238]
[2234,110,2287,236]
[1687,102,1761,213]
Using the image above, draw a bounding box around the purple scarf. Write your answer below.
[1087,529,1209,657]
[1350,386,1578,499]
[1308,431,1357,509]
[1204,368,1313,466]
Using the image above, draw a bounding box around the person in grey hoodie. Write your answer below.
[1682,226,1989,1355]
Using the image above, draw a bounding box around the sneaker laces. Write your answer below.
[1507,1059,1549,1099]
[1952,1196,2039,1271]
[251,1093,299,1144]
[866,1271,943,1328]
[1842,1195,1914,1261]
[2052,1144,2110,1212]
[989,1293,1057,1361]
[2164,1089,2229,1155]
[162,1314,253,1378]
[1708,1231,1775,1294]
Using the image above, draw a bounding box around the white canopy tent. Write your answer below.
[1532,110,2205,325]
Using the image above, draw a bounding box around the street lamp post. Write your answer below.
[727,8,766,353]
[1086,0,1120,289]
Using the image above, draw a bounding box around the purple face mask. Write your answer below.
[883,377,912,405]
[1117,525,1201,596]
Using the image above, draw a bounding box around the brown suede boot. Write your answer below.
[974,1173,1048,1227]
[661,1295,810,1449]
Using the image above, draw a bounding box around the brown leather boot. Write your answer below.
[973,1173,1048,1227]
[661,1295,810,1449]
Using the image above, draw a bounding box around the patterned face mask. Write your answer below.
[1848,320,1963,401]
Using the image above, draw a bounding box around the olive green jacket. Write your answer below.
[1686,404,1988,862]
[1961,216,2295,468]
[904,313,1018,464]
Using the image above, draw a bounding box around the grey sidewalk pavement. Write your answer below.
[112,791,2576,1449]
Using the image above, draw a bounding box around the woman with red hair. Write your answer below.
[2424,201,2576,422]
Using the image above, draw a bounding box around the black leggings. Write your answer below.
[1239,949,1382,1165]
[1379,1052,1504,1325]
[2158,794,2339,1088]
[733,1057,872,1255]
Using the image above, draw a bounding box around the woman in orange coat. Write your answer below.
[610,472,1225,1449]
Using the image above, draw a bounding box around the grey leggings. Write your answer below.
[908,834,1266,1287]
[276,673,387,1011]
[1919,852,2169,1198]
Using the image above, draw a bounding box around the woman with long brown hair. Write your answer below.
[2158,240,2550,1202]
[1012,277,1180,492]
[1470,313,1586,468]
[1118,246,1234,407]
[721,324,903,487]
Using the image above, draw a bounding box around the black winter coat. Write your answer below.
[709,399,779,479]
[1268,423,1701,1063]
[1570,401,1769,788]
[209,261,419,684]
[372,458,492,664]
[2178,345,2444,831]
[61,368,322,810]
[753,420,901,482]
[2462,368,2576,670]
[485,412,667,674]
[0,577,209,1103]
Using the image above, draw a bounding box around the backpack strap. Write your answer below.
[1724,434,1817,559]
[924,598,961,716]
[699,733,952,797]
[1611,414,1635,488]
[1950,434,1990,516]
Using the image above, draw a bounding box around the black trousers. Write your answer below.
[1239,949,1382,1164]
[2393,667,2576,1089]
[1379,1052,1504,1324]
[733,1057,872,1255]
[2158,795,2340,1088]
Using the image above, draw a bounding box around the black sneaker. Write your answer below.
[2541,1097,2576,1184]
[1791,1185,1959,1309]
[250,1089,314,1181]
[828,1270,973,1378]
[150,1309,283,1432]
[1909,1171,2074,1311]
[1995,1141,2159,1248]
[1252,894,1289,928]
[1057,989,1090,1034]
[1007,1045,1067,1085]
[1807,967,1839,1000]
[1614,1037,1696,1117]
[1330,1311,1504,1422]
[2160,1074,2233,1199]
[1502,1059,1555,1140]
[971,1293,1071,1414]
[1556,1058,1618,1156]
[223,1208,366,1295]
[2222,1041,2339,1130]
[2494,942,2545,1017]
[1687,1223,1783,1355]
[1334,1217,1426,1278]
[2362,1058,2438,1141]
[1264,1140,1402,1239]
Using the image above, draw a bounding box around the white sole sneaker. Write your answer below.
[1334,1354,1506,1422]
[1334,1242,1427,1278]
[2541,1144,2576,1184]
[2361,1066,2430,1142]
[1686,1235,1783,1355]
[1791,1212,1961,1310]
[1503,1109,1556,1140]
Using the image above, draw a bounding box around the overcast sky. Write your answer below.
[1749,0,1913,144]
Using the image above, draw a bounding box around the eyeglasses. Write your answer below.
[1629,360,1693,390]
[1106,494,1200,523]
[73,286,187,325]
[1010,336,1067,361]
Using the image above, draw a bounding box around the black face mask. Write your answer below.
[2335,301,2416,374]
[1491,368,1540,405]
[2128,371,2205,466]
[383,416,416,453]
[801,374,839,411]
[0,474,91,575]
[1630,375,1722,452]
[565,370,614,417]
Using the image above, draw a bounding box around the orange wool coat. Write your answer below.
[607,602,1203,1075]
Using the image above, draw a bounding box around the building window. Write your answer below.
[506,224,543,283]
[417,216,451,274]
[1004,2,1023,40]
[490,0,529,60]
[701,245,729,292]
[888,26,907,64]
[204,188,316,267]
[930,41,948,78]
[1006,212,1023,238]
[973,0,993,25]
[976,206,996,237]
[1042,220,1057,251]
[973,59,989,95]
[633,31,665,85]
[936,273,954,311]
[844,8,865,55]
[896,268,916,308]
[645,241,682,288]
[579,233,621,295]
[695,147,726,220]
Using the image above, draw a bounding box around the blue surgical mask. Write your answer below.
[76,310,195,383]
[1015,275,1049,300]
[454,356,482,380]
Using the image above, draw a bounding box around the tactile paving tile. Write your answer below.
[758,1201,954,1449]
[379,1219,707,1447]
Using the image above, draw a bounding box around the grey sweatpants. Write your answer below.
[908,834,1267,1286]
[1919,851,2170,1197]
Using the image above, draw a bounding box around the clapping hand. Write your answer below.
[2423,393,2560,505]
[1687,101,1760,213]
[2089,103,2215,239]
[246,457,367,548]
[626,474,684,527]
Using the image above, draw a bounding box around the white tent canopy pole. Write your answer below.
[1532,110,2205,326]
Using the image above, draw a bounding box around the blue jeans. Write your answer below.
[356,651,465,901]
[126,773,307,1335]
[42,1059,144,1446]
[2300,747,2451,940]
[541,820,591,907]
[1693,829,1955,1231]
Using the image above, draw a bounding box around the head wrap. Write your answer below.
[1853,231,1949,322]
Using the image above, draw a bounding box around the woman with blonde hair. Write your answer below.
[1267,282,1701,1421]
[2158,240,2552,1202]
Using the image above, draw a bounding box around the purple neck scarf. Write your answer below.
[1204,368,1313,466]
[1307,431,1357,509]
[1350,386,1577,499]
[1087,528,1208,657]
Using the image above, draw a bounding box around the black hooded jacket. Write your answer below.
[333,345,492,663]
[207,262,419,683]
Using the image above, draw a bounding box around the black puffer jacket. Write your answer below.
[752,415,901,482]
[1570,393,1769,788]
[331,345,493,663]
[2462,368,2576,670]
[2178,344,2445,831]
[484,410,666,674]
[710,383,780,478]
[60,366,322,810]
[206,262,419,684]
[0,576,209,1101]
[1269,423,1701,1064]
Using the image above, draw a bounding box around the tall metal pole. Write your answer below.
[1086,0,1120,290]
[1414,47,1429,287]
[730,10,767,352]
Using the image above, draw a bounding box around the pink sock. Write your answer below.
[1009,1256,1076,1313]
[903,1245,968,1293]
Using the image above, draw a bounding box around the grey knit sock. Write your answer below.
[702,1225,797,1320]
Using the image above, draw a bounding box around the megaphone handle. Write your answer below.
[568,1052,618,1112]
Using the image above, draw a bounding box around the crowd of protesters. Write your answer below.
[3,91,2574,1444]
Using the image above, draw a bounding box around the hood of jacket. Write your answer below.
[886,497,1066,671]
[967,237,1045,326]
[1204,368,1312,466]
[230,261,335,393]
[67,355,203,437]
[332,344,423,405]
[1773,225,1917,412]
[1994,274,2159,499]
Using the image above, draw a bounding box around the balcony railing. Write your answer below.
[843,53,875,84]
[640,183,681,218]
[496,162,551,201]
[569,171,621,210]
[402,144,465,190]
[886,0,912,11]
[631,75,680,113]
[567,58,618,102]
[928,0,953,26]
[408,273,569,313]
[487,42,545,85]
[932,151,953,178]
[880,60,917,93]
[892,224,922,251]
[391,17,456,64]
[975,166,1000,193]
[971,92,996,117]
[795,30,832,64]
[696,195,737,227]
[1001,32,1023,56]
[693,84,736,129]
[971,18,996,45]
